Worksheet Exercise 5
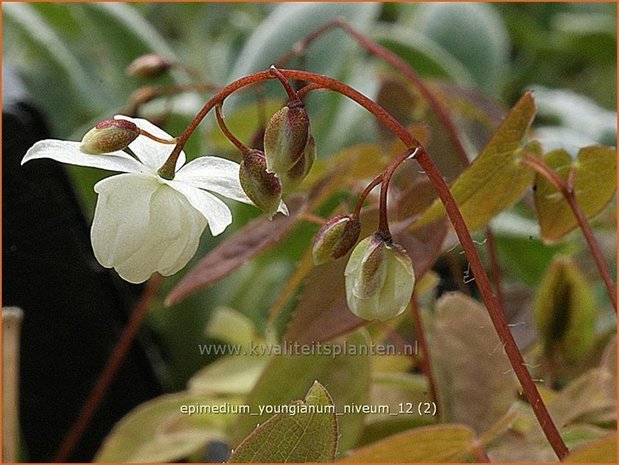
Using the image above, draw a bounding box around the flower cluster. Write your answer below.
[22,116,265,283]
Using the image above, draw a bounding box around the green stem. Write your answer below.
[166,70,568,459]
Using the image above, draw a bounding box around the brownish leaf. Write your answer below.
[165,196,308,306]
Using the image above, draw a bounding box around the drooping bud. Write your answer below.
[263,104,310,175]
[239,150,283,218]
[534,256,595,362]
[80,119,140,154]
[279,134,317,193]
[344,234,415,321]
[126,54,171,78]
[312,214,361,265]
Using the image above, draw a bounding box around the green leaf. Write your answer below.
[428,292,519,434]
[533,146,617,242]
[229,381,338,463]
[341,424,477,462]
[564,434,617,463]
[414,92,536,232]
[229,3,379,80]
[188,356,269,396]
[95,392,236,462]
[534,256,596,362]
[413,3,509,92]
[232,330,371,454]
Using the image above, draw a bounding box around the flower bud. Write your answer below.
[312,214,361,265]
[126,54,171,78]
[344,234,415,321]
[80,119,140,154]
[239,150,283,218]
[279,134,316,193]
[263,104,310,175]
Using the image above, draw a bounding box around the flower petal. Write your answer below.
[114,115,186,172]
[22,140,144,173]
[175,156,252,203]
[167,180,232,236]
[91,173,159,268]
[112,187,206,283]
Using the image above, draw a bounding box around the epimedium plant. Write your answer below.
[7,2,616,463]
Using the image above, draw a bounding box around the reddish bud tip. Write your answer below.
[80,119,140,154]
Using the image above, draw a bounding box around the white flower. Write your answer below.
[22,115,286,284]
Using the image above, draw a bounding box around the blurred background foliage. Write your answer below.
[4,2,617,462]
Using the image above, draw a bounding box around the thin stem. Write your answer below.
[138,129,177,145]
[485,226,506,310]
[410,295,439,413]
[53,275,164,462]
[269,65,303,106]
[377,148,417,240]
[167,70,568,458]
[353,173,383,217]
[215,104,251,156]
[2,307,24,463]
[522,153,617,312]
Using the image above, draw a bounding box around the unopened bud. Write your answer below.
[312,215,361,265]
[263,104,310,175]
[344,234,415,321]
[279,134,316,193]
[126,54,171,78]
[80,119,140,154]
[239,150,283,218]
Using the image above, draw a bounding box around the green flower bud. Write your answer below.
[263,104,310,175]
[344,234,415,321]
[239,150,283,218]
[80,119,140,154]
[126,54,171,78]
[534,256,595,362]
[279,134,316,193]
[312,214,361,265]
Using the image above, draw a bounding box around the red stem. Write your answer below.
[164,69,568,460]
[522,154,617,312]
[53,275,164,462]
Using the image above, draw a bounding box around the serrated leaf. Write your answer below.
[165,196,308,306]
[533,146,617,242]
[564,434,617,463]
[229,381,338,463]
[341,424,477,462]
[414,92,536,232]
[533,256,596,362]
[232,330,370,454]
[429,292,518,434]
[95,392,236,462]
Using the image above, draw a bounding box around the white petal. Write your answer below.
[175,156,253,204]
[114,115,186,172]
[166,180,232,236]
[112,187,206,283]
[91,172,207,283]
[91,173,159,267]
[22,140,144,173]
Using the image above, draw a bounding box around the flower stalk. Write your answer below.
[163,68,568,459]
